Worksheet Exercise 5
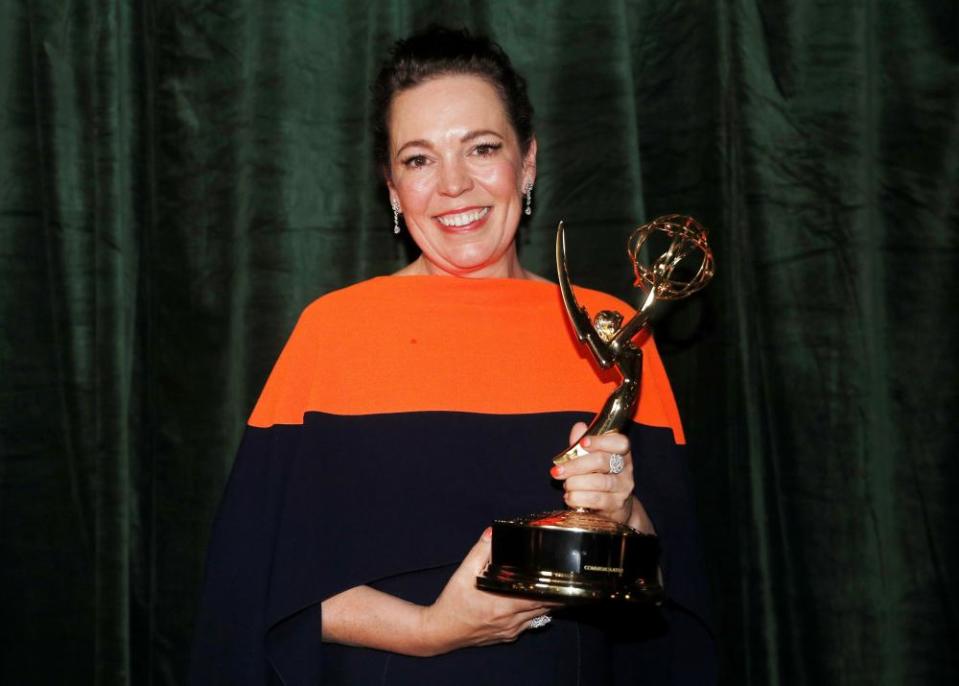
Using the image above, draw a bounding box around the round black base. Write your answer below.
[476,510,664,603]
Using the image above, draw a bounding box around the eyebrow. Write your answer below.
[394,129,504,159]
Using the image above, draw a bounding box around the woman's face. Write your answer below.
[387,74,536,278]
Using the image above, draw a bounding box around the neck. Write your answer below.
[398,248,537,280]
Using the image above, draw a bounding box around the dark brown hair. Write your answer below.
[371,26,535,177]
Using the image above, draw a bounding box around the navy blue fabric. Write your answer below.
[189,411,715,684]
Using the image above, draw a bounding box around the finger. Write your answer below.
[515,607,553,626]
[579,432,630,456]
[481,588,560,613]
[510,601,558,616]
[564,489,625,512]
[501,606,556,636]
[564,472,628,494]
[553,451,632,478]
[460,527,493,575]
[567,422,588,447]
[482,609,551,645]
[491,593,554,614]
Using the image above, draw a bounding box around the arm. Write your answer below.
[321,529,557,657]
[322,585,433,656]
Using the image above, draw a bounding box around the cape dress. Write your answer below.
[189,275,716,685]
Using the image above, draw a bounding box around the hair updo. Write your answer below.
[371,26,535,177]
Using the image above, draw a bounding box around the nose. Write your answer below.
[438,157,473,197]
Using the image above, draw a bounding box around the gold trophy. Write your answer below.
[477,215,714,602]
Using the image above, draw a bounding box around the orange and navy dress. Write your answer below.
[189,276,715,685]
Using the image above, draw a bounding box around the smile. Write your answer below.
[435,206,491,228]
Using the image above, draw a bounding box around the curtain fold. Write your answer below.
[1,1,955,684]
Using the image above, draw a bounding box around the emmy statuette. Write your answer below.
[476,215,714,603]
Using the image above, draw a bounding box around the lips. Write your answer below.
[434,206,491,231]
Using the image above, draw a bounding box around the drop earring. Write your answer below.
[391,198,401,234]
[524,183,533,216]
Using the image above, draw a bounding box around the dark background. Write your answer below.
[2,1,956,684]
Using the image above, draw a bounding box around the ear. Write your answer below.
[522,136,538,188]
[386,178,401,212]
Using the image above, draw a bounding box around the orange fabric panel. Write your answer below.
[248,276,685,444]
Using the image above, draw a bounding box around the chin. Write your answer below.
[442,247,506,273]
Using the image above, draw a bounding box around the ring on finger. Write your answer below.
[607,453,625,475]
[528,614,552,630]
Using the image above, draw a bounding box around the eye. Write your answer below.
[473,141,503,157]
[401,154,430,169]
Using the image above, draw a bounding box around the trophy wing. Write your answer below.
[555,222,615,369]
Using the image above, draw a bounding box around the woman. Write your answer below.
[190,27,714,685]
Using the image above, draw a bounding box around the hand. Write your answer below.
[418,528,559,656]
[551,422,654,533]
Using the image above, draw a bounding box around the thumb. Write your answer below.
[568,421,588,446]
[461,527,493,574]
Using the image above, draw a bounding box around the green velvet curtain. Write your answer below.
[2,1,956,683]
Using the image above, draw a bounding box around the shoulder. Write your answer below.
[247,278,387,428]
[285,277,405,343]
[295,277,388,324]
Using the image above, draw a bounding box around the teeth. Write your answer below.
[437,207,490,227]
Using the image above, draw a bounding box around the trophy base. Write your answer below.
[476,509,664,603]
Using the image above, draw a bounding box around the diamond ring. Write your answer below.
[528,614,552,630]
[608,453,625,475]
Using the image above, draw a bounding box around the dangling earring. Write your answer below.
[391,198,401,234]
[524,183,533,216]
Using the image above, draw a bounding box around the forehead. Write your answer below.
[388,74,514,148]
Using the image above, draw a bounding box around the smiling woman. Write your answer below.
[189,26,715,686]
[386,75,538,279]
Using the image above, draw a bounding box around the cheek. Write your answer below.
[396,174,436,211]
[475,161,521,195]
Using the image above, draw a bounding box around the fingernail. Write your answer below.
[580,436,591,448]
[482,527,492,540]
[550,465,564,477]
